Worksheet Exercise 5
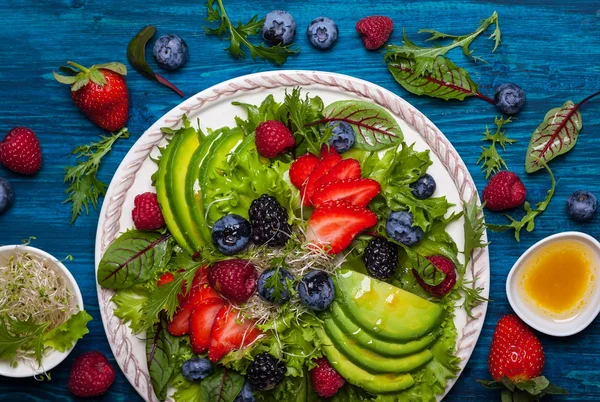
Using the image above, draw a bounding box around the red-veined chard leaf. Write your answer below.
[147,312,179,402]
[200,367,244,402]
[388,56,494,103]
[403,247,446,286]
[319,100,403,151]
[97,230,172,289]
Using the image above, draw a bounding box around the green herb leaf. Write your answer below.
[385,11,501,76]
[64,128,129,223]
[204,0,298,65]
[319,100,403,151]
[200,367,245,402]
[461,198,488,274]
[0,316,49,365]
[42,310,92,353]
[147,312,179,401]
[478,116,516,179]
[283,88,327,155]
[127,25,184,96]
[388,56,485,101]
[403,247,446,286]
[112,286,150,334]
[487,162,556,241]
[97,231,173,289]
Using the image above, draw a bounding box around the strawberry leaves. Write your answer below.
[478,116,516,179]
[524,91,600,173]
[205,0,298,65]
[320,100,404,151]
[53,61,127,92]
[479,376,568,401]
[127,25,184,96]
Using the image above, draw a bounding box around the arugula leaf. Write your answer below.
[112,286,149,334]
[97,231,173,289]
[0,316,49,365]
[42,310,92,353]
[205,0,298,65]
[283,88,328,155]
[487,162,556,241]
[385,11,501,76]
[461,198,489,274]
[147,312,179,401]
[477,116,515,179]
[64,128,129,223]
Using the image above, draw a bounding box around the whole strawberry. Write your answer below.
[255,120,295,158]
[478,314,567,399]
[68,351,116,397]
[208,259,258,303]
[482,171,526,212]
[54,62,129,132]
[356,16,394,50]
[413,255,456,297]
[0,127,42,175]
[132,192,165,230]
[310,357,345,398]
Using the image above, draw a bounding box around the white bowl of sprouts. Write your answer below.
[0,245,91,378]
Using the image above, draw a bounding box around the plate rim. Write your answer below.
[94,69,490,402]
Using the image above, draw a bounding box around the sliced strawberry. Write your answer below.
[313,159,361,192]
[289,153,320,189]
[312,178,381,208]
[190,298,226,354]
[167,303,195,336]
[301,150,342,206]
[208,306,263,362]
[157,272,175,287]
[306,200,378,254]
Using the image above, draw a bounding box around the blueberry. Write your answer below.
[153,34,189,71]
[410,174,436,199]
[262,10,296,46]
[494,83,525,115]
[234,380,256,402]
[306,17,339,50]
[181,358,213,382]
[298,271,334,311]
[257,268,294,304]
[0,178,13,215]
[326,121,355,153]
[566,190,598,222]
[386,211,424,246]
[212,214,252,255]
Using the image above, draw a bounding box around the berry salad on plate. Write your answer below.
[97,84,488,402]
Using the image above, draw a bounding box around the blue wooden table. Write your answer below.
[1,0,599,400]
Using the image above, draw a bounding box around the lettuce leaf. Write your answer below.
[42,310,92,353]
[112,286,149,334]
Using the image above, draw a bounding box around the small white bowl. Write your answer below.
[506,232,600,337]
[0,245,84,377]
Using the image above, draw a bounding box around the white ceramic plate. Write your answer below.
[94,70,490,402]
[0,245,84,377]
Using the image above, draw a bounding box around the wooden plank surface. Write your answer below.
[1,0,599,400]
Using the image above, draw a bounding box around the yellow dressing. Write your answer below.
[519,239,596,319]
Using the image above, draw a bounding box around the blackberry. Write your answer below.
[247,353,286,391]
[249,195,292,246]
[362,237,399,280]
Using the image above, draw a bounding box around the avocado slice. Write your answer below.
[329,302,440,357]
[199,128,245,226]
[322,312,433,373]
[316,328,415,394]
[186,129,229,246]
[156,136,193,254]
[335,270,444,342]
[166,126,204,252]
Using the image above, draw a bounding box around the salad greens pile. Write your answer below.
[99,89,487,402]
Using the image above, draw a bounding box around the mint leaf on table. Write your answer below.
[477,116,515,179]
[64,128,129,224]
[42,310,92,353]
[205,0,298,65]
[147,312,179,402]
[97,230,173,289]
[487,162,556,241]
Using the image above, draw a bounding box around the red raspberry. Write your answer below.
[68,351,116,397]
[0,127,42,175]
[255,120,295,158]
[413,255,457,297]
[310,357,345,398]
[482,171,527,212]
[132,192,165,230]
[356,16,394,50]
[208,259,257,303]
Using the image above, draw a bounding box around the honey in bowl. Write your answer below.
[518,239,597,321]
